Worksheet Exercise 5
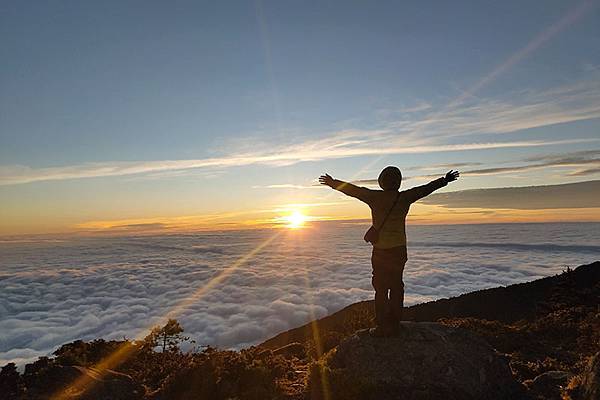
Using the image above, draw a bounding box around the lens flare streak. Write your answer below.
[51,231,281,400]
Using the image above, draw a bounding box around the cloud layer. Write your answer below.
[1,222,597,366]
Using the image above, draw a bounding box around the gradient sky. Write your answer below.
[1,0,600,235]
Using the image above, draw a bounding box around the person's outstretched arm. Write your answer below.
[405,170,460,203]
[319,173,375,204]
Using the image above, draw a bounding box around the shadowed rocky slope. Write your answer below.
[260,261,600,350]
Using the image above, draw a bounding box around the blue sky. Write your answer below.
[1,1,600,234]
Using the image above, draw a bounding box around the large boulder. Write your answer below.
[309,322,525,400]
[272,342,306,359]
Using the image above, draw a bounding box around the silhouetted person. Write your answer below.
[319,167,460,336]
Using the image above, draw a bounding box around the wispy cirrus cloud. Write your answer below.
[2,76,600,186]
[2,138,594,186]
[390,80,600,140]
[568,167,600,176]
[398,149,600,180]
[262,149,600,189]
[412,162,483,171]
[522,149,600,163]
[452,149,600,177]
[399,101,432,113]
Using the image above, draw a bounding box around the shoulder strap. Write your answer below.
[378,192,400,231]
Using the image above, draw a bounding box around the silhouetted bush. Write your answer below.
[439,304,600,383]
[0,362,23,399]
[308,357,377,400]
[154,346,299,400]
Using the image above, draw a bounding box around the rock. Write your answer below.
[309,322,525,400]
[24,364,143,400]
[256,348,273,360]
[272,342,306,359]
[524,370,572,399]
[581,352,600,400]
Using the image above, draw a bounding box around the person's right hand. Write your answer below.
[445,170,460,182]
[319,174,334,187]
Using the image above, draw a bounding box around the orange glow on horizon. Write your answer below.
[1,203,599,237]
[281,210,308,229]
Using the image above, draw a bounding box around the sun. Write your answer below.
[284,210,307,229]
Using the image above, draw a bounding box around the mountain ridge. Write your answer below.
[260,260,599,349]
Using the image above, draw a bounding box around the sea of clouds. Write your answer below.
[1,222,599,366]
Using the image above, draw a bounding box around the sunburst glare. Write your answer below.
[284,210,307,229]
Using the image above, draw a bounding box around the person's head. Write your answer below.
[378,166,402,191]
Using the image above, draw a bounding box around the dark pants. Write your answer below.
[371,246,407,330]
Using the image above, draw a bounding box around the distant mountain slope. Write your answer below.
[260,261,599,350]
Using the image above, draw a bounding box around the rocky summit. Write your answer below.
[309,322,524,400]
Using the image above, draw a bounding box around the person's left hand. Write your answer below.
[319,174,334,187]
[445,170,460,182]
